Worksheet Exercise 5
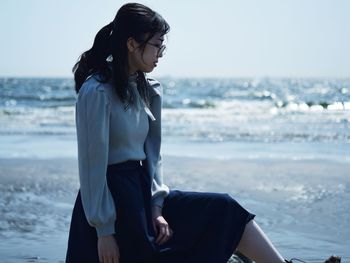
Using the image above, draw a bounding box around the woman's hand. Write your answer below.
[97,235,120,263]
[152,205,173,245]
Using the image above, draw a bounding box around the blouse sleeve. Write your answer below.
[75,80,116,237]
[145,78,170,208]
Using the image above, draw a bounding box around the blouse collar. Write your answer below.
[127,72,156,121]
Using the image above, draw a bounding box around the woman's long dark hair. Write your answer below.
[72,3,170,107]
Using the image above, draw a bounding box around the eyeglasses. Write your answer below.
[147,42,166,57]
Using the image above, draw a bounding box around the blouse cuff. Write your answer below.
[95,222,115,238]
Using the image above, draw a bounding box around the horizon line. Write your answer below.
[1,74,350,80]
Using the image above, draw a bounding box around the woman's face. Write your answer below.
[127,32,165,74]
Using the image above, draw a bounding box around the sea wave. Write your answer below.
[1,77,350,143]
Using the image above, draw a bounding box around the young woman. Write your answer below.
[65,3,296,263]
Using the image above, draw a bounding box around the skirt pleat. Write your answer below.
[65,160,255,263]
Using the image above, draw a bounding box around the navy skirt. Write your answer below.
[66,160,255,263]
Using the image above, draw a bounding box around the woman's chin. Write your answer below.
[144,67,155,73]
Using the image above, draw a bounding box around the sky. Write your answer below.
[0,0,349,78]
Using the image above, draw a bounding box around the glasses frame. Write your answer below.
[147,42,166,57]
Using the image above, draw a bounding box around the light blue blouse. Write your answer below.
[75,73,169,237]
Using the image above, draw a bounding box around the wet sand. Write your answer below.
[0,156,349,262]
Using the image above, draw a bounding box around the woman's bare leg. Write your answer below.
[236,220,285,263]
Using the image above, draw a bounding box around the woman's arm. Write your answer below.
[144,78,170,209]
[75,79,116,238]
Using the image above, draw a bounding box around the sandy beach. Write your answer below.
[0,155,349,262]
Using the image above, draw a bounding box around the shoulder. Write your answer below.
[146,76,163,97]
[78,74,111,102]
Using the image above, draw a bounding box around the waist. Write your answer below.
[107,159,145,171]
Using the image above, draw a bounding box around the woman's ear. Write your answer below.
[127,37,138,52]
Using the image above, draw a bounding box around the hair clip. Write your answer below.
[106,54,113,62]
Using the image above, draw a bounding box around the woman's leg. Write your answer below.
[236,220,285,263]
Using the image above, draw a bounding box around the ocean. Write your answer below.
[1,77,350,159]
[0,76,349,262]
